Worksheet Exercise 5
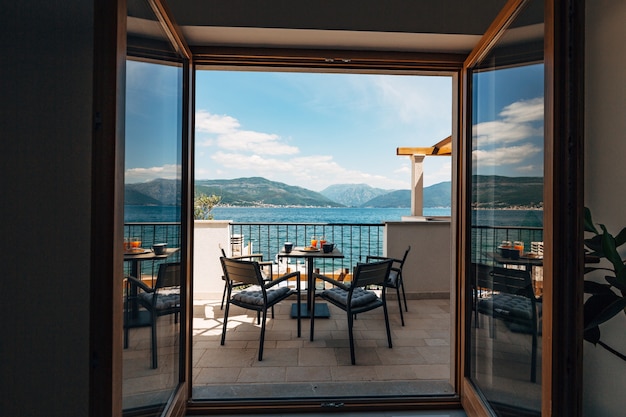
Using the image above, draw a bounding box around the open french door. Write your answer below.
[458,0,585,416]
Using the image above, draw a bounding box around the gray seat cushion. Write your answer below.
[233,286,291,306]
[478,293,533,321]
[139,288,180,310]
[322,287,378,307]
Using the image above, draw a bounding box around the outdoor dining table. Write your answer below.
[277,246,344,318]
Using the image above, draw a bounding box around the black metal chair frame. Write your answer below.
[125,262,181,369]
[220,256,301,361]
[476,266,539,383]
[220,247,274,310]
[366,245,411,326]
[310,259,393,365]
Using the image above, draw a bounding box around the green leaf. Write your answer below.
[584,280,614,295]
[615,227,626,248]
[584,293,626,330]
[600,225,623,274]
[606,275,626,292]
[584,325,600,344]
[584,235,604,256]
[584,207,599,234]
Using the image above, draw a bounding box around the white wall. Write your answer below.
[385,220,451,298]
[193,221,232,298]
[584,1,626,415]
[1,2,94,416]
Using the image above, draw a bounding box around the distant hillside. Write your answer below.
[125,178,180,205]
[472,175,543,208]
[195,177,343,207]
[360,190,411,208]
[320,184,389,207]
[360,182,452,208]
[125,176,543,209]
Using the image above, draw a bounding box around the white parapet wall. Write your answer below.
[385,218,451,299]
[193,220,232,298]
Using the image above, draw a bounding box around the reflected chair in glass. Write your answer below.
[366,245,411,326]
[220,257,301,361]
[125,262,181,369]
[476,266,540,382]
[219,246,274,310]
[310,259,393,365]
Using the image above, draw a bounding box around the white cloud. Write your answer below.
[473,97,544,147]
[196,110,299,155]
[472,143,542,167]
[125,164,180,183]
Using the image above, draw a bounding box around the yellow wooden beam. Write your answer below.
[396,135,452,156]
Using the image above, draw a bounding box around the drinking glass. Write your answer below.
[310,236,318,248]
[319,236,327,247]
[131,237,142,249]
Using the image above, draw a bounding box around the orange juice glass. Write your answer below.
[319,237,327,247]
[131,237,142,249]
[310,237,318,248]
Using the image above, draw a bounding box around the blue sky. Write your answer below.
[125,61,544,190]
[194,71,453,191]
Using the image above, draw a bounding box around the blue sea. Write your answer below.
[124,205,543,227]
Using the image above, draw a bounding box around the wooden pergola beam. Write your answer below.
[396,135,452,156]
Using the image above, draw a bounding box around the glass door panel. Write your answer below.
[123,0,185,414]
[467,0,544,415]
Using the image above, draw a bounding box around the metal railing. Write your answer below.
[123,222,181,277]
[471,225,544,265]
[229,222,384,276]
[123,220,543,280]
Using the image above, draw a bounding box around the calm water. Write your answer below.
[124,205,543,227]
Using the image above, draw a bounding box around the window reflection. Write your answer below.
[122,59,183,414]
[468,0,544,415]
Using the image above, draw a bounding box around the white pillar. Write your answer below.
[411,154,425,216]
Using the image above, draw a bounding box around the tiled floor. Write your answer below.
[191,295,454,400]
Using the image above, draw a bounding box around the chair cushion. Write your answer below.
[233,286,291,306]
[322,287,378,307]
[478,293,533,321]
[139,289,180,310]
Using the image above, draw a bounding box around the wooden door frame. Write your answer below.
[458,0,586,416]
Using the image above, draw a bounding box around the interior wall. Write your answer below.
[0,2,94,416]
[583,0,626,415]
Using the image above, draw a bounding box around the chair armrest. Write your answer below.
[265,271,300,289]
[126,275,153,293]
[312,272,350,291]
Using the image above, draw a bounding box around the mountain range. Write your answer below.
[125,175,542,209]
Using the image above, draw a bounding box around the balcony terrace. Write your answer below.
[123,219,543,408]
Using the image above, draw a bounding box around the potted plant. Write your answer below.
[583,207,626,360]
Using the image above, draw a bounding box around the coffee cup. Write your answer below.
[322,243,334,253]
[284,242,293,253]
[152,243,167,255]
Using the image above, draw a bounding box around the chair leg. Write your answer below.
[383,301,393,349]
[221,301,230,345]
[396,286,405,326]
[347,309,356,365]
[310,299,316,342]
[258,308,267,361]
[400,280,408,312]
[531,326,537,383]
[151,315,158,369]
[220,279,228,310]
